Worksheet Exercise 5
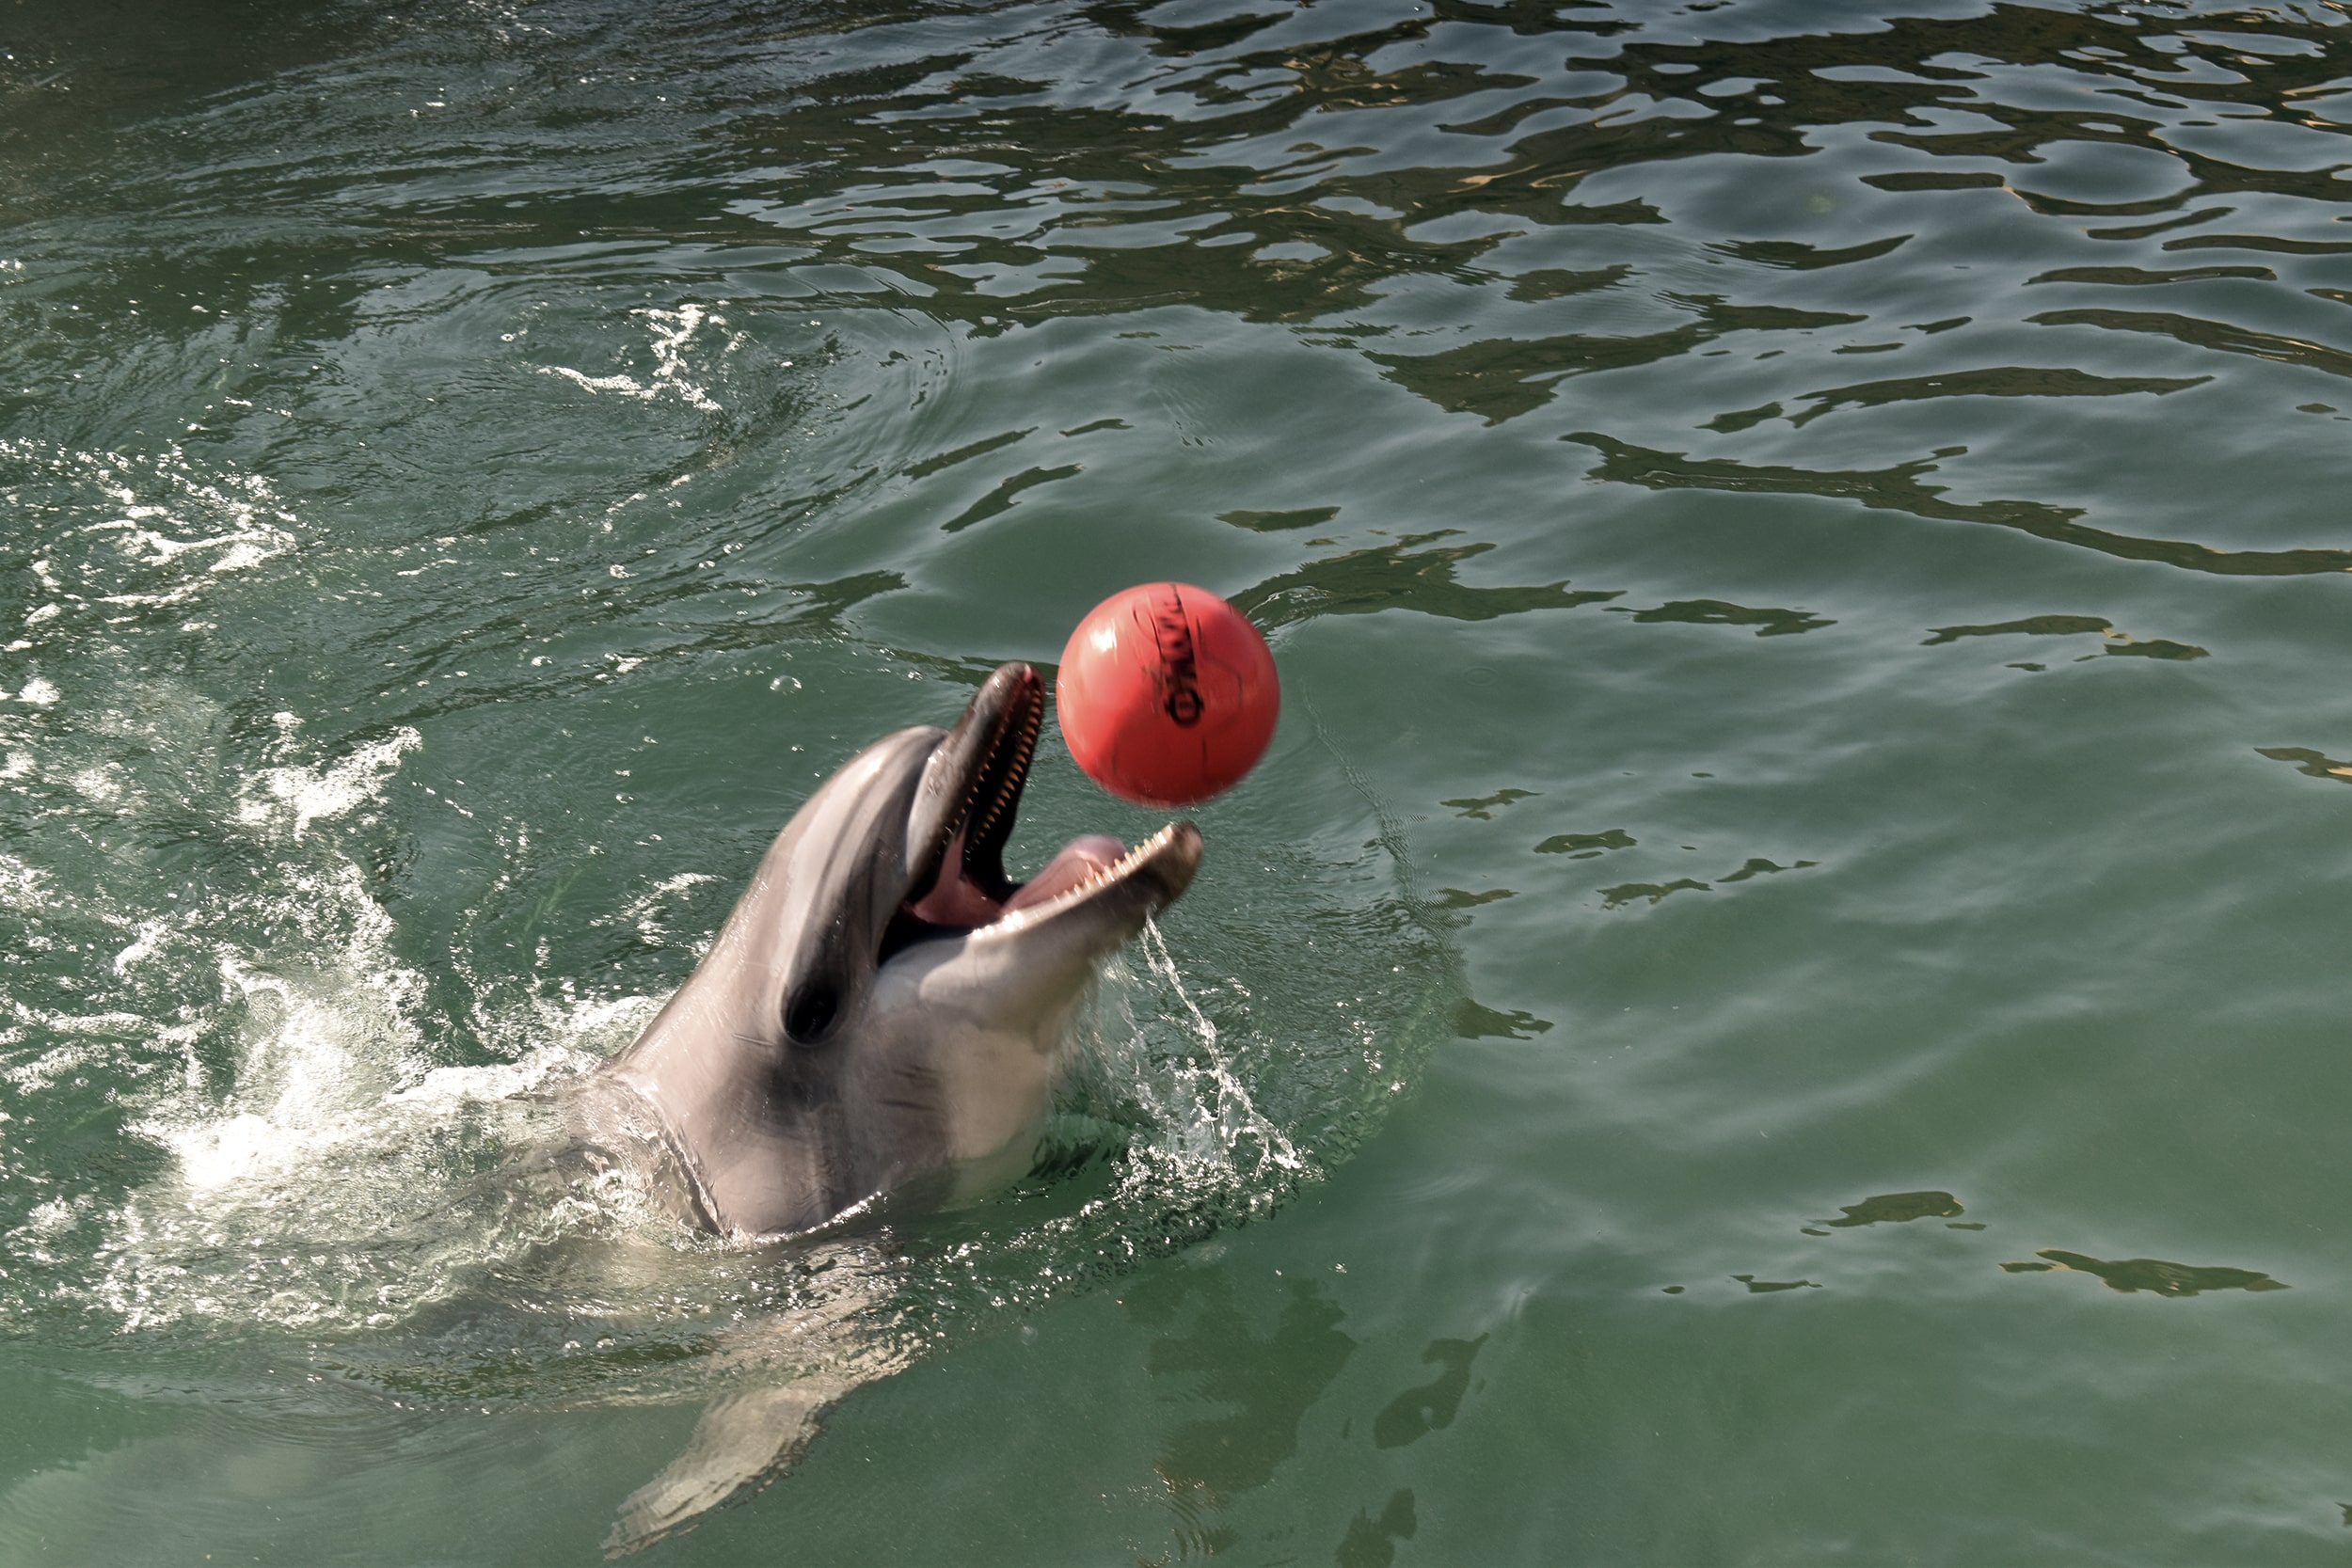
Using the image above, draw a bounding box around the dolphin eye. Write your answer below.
[784,982,839,1046]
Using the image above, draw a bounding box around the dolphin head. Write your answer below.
[596,662,1202,1241]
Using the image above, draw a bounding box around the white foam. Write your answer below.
[69,765,123,801]
[640,303,729,412]
[536,303,732,414]
[0,855,45,908]
[608,871,719,946]
[538,365,660,400]
[19,1198,73,1239]
[234,728,421,842]
[1,1038,101,1095]
[111,921,167,975]
[0,442,300,624]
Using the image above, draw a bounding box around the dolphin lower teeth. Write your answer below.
[980,822,1179,935]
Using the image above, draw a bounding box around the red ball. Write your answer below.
[1056,583,1279,807]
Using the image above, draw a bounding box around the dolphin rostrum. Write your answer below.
[583,660,1202,1242]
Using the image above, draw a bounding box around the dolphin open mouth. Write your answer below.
[891,663,1197,952]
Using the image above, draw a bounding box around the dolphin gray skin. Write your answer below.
[579,662,1201,1554]
[584,660,1202,1242]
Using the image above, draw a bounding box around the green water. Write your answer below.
[5,0,2352,1560]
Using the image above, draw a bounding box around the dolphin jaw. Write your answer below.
[965,820,1200,940]
[910,663,1044,908]
[898,664,1199,947]
[956,686,1041,879]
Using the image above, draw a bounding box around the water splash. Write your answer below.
[1131,915,1305,1180]
[0,712,637,1336]
[0,596,1446,1413]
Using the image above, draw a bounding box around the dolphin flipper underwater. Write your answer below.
[599,1281,905,1555]
[573,662,1201,1554]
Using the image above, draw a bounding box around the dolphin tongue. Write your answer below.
[904,831,1127,927]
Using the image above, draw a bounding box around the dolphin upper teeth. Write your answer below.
[961,691,1041,855]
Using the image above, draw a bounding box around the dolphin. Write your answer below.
[576,661,1202,1554]
[582,659,1203,1242]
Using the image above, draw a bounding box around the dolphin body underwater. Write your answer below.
[570,660,1202,1550]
